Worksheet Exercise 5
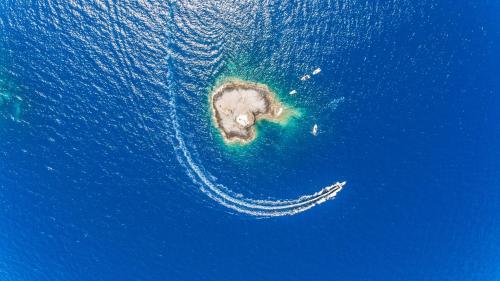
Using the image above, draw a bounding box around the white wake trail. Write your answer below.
[165,0,345,217]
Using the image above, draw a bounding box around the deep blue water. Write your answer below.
[1,0,500,280]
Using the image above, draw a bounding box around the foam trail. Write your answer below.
[166,71,345,217]
[165,0,345,217]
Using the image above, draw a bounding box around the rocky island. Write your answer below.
[210,80,292,144]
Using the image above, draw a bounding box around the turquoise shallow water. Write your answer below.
[1,0,500,280]
[0,79,22,122]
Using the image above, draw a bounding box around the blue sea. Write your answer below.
[1,0,500,280]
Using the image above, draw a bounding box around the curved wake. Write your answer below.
[165,1,346,217]
[168,92,345,217]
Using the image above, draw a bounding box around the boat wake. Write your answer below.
[164,0,347,217]
[169,93,345,216]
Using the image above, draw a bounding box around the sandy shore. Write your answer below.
[210,80,290,144]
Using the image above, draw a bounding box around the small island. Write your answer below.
[210,79,292,144]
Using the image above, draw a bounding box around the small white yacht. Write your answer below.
[300,74,311,81]
[312,124,318,136]
[275,107,283,116]
[312,68,321,75]
[289,90,297,95]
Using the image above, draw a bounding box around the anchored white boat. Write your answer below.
[275,107,283,116]
[312,68,321,75]
[312,124,318,136]
[300,74,311,81]
[289,90,297,95]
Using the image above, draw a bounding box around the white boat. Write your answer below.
[289,90,297,95]
[275,107,283,116]
[312,124,318,136]
[300,74,311,81]
[312,68,321,75]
